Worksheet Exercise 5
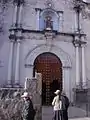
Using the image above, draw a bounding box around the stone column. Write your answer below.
[74,11,78,32]
[14,31,21,87]
[58,11,63,32]
[18,4,23,27]
[13,4,18,27]
[75,43,80,88]
[35,8,41,30]
[62,66,71,99]
[7,31,14,87]
[15,40,20,87]
[81,43,87,88]
[74,11,81,32]
[74,8,82,33]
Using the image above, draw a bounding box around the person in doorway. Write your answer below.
[60,91,69,120]
[21,92,36,120]
[52,90,62,120]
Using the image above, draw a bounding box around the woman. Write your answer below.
[21,92,36,120]
[52,90,62,120]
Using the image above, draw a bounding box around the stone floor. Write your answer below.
[69,117,90,120]
[42,106,90,120]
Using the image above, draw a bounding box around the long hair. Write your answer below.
[59,92,61,100]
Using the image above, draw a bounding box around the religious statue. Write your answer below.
[45,16,53,30]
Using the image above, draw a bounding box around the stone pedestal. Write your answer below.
[73,88,88,104]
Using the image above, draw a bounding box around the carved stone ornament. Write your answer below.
[44,31,56,40]
[45,0,54,8]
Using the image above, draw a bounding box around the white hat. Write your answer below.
[54,90,60,95]
[21,92,29,98]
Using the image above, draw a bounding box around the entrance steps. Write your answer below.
[42,106,88,120]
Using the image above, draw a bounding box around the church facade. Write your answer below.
[0,0,90,105]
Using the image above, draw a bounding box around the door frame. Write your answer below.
[33,52,62,105]
[25,44,72,101]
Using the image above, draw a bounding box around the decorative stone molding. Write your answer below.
[25,44,72,68]
[9,30,15,40]
[73,39,86,47]
[16,30,23,40]
[23,32,45,40]
[35,8,42,31]
[13,0,25,6]
[45,0,54,9]
[44,30,56,40]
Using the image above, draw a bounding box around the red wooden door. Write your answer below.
[34,53,62,105]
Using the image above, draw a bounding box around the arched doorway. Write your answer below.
[33,52,62,106]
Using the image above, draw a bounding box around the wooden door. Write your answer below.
[34,52,62,105]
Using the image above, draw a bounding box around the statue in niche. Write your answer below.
[45,16,53,30]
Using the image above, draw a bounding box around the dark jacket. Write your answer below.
[60,95,69,120]
[61,95,69,110]
[22,98,36,120]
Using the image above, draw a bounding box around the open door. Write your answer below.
[34,52,62,105]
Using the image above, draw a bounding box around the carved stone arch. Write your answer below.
[40,8,58,18]
[25,44,72,68]
[25,44,72,100]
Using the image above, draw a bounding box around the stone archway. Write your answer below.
[33,52,62,105]
[25,44,72,99]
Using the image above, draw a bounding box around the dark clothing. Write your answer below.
[50,80,59,103]
[22,98,36,120]
[61,110,68,120]
[61,95,69,110]
[53,110,61,120]
[60,95,69,120]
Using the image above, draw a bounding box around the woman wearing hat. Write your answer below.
[21,92,36,120]
[52,90,62,120]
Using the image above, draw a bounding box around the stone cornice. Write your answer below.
[73,40,87,47]
[21,29,86,37]
[9,27,86,37]
[9,28,23,41]
[35,8,42,12]
[9,28,23,32]
[9,28,87,43]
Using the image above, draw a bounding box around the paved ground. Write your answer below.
[42,106,90,120]
[69,117,90,120]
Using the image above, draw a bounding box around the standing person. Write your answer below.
[52,90,62,120]
[21,92,36,120]
[61,91,69,120]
